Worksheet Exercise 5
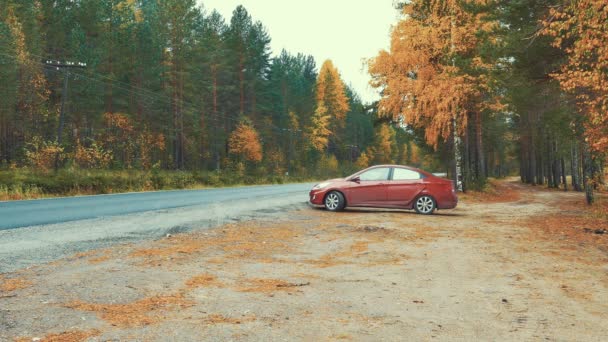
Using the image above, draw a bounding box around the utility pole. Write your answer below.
[44,60,87,170]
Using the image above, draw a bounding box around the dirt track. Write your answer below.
[1,180,607,341]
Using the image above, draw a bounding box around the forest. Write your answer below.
[0,0,606,203]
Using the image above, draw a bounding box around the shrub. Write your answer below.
[24,137,64,172]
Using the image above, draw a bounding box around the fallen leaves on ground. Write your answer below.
[128,222,301,266]
[14,329,101,342]
[0,277,32,292]
[185,274,224,288]
[460,179,521,203]
[204,314,257,324]
[236,278,308,293]
[523,191,608,266]
[64,292,191,327]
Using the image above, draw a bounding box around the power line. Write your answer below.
[43,59,87,170]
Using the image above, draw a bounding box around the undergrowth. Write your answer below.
[0,168,317,201]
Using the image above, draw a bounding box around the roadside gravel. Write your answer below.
[0,191,308,273]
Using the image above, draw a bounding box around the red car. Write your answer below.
[309,165,458,215]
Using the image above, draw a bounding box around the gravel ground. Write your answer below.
[0,190,308,273]
[1,180,607,341]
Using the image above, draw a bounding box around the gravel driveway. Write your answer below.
[1,180,607,341]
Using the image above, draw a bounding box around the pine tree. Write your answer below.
[313,59,349,154]
[158,0,201,169]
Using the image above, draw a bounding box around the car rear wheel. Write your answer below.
[414,195,436,215]
[324,191,345,212]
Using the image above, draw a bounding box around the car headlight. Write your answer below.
[312,182,331,190]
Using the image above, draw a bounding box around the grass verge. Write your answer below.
[0,168,315,201]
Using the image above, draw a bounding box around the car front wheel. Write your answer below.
[414,195,436,215]
[324,191,345,211]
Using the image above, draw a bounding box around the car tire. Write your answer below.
[324,191,346,212]
[414,195,436,215]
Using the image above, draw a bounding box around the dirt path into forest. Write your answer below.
[1,179,607,341]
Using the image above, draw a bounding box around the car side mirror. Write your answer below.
[350,176,360,183]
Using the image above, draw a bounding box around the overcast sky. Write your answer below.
[198,0,399,104]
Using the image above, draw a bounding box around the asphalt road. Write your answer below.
[0,183,314,230]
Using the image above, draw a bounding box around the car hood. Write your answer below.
[312,178,346,188]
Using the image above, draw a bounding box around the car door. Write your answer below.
[346,167,391,206]
[386,167,424,207]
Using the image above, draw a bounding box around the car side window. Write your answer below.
[392,168,422,180]
[358,168,390,181]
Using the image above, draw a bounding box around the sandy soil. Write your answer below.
[1,180,607,341]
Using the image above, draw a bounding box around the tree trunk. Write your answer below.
[475,111,484,182]
[519,145,525,183]
[0,112,6,165]
[546,135,554,188]
[530,138,537,185]
[106,11,114,115]
[561,157,567,191]
[179,71,185,169]
[571,143,581,191]
[582,142,594,205]
[462,120,470,192]
[552,140,560,189]
[172,62,181,169]
[239,57,245,115]
[212,66,220,172]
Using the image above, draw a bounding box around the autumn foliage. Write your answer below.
[24,137,63,171]
[543,0,608,153]
[229,122,263,162]
[100,113,165,169]
[366,124,396,164]
[309,60,350,152]
[316,60,350,122]
[368,0,498,148]
[74,142,112,169]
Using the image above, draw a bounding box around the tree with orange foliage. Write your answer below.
[408,142,421,166]
[316,60,350,122]
[355,151,370,169]
[369,0,500,186]
[308,102,332,152]
[309,60,350,152]
[229,121,263,163]
[367,123,397,164]
[544,0,607,153]
[543,0,608,203]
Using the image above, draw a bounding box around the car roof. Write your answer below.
[364,164,431,175]
[368,164,419,170]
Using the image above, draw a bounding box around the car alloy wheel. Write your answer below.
[415,195,435,215]
[324,191,345,211]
